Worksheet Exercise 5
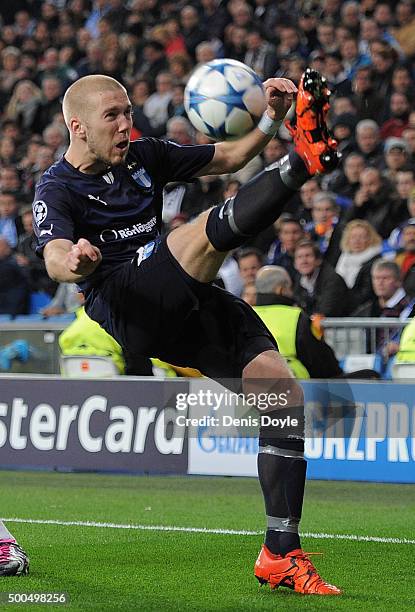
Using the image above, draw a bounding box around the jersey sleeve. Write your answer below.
[131,138,215,185]
[32,182,76,257]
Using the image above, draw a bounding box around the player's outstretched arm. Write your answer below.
[44,238,102,283]
[197,77,297,176]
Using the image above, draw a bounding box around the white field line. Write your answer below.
[1,517,414,545]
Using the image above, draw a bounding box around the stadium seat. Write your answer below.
[340,354,383,374]
[60,355,120,377]
[47,314,76,323]
[29,291,51,314]
[391,361,415,380]
[13,314,44,322]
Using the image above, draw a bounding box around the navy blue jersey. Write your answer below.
[33,138,214,291]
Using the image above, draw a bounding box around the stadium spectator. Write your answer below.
[402,127,415,164]
[168,56,192,85]
[223,25,247,62]
[335,220,383,311]
[241,281,257,306]
[195,42,216,66]
[394,219,415,297]
[351,67,384,125]
[180,5,207,61]
[254,265,343,378]
[143,72,173,133]
[36,46,77,89]
[325,152,365,202]
[353,259,415,355]
[135,40,168,88]
[354,119,384,167]
[294,178,320,225]
[15,205,57,296]
[263,138,288,167]
[339,35,371,81]
[268,216,304,280]
[244,29,278,80]
[316,21,337,54]
[76,40,104,77]
[344,166,403,238]
[105,0,130,34]
[41,282,83,318]
[85,0,111,39]
[369,40,397,100]
[236,247,264,290]
[323,51,351,97]
[0,237,29,315]
[32,76,63,134]
[42,123,68,160]
[330,113,357,157]
[382,137,411,184]
[5,80,42,131]
[380,92,411,139]
[166,117,194,146]
[167,84,186,120]
[293,240,350,316]
[305,191,340,256]
[0,192,24,248]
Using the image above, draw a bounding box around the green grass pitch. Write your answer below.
[0,470,414,611]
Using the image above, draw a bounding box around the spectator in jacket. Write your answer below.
[293,240,350,317]
[268,217,304,281]
[353,258,415,356]
[254,265,343,378]
[395,219,415,297]
[344,166,404,238]
[335,220,383,311]
[354,119,384,167]
[0,237,29,315]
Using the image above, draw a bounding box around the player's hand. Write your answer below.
[263,77,297,121]
[66,238,102,276]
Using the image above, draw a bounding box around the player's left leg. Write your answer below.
[0,522,29,576]
[243,351,341,595]
[167,69,338,283]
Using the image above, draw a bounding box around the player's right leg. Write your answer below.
[167,68,339,284]
[0,522,29,576]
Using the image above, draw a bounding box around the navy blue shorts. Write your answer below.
[85,238,277,379]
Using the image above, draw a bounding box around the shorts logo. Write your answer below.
[33,200,48,226]
[135,241,155,267]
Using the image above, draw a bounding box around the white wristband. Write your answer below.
[257,112,282,136]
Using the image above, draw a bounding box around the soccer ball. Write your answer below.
[184,59,267,140]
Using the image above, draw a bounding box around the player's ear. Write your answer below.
[71,117,87,139]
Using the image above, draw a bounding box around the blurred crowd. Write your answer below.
[1,0,415,358]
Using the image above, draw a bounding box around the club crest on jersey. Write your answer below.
[33,200,48,226]
[131,166,152,190]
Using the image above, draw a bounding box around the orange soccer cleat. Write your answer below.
[286,68,340,175]
[254,544,342,595]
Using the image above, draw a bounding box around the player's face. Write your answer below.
[85,89,133,167]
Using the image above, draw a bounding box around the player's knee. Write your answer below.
[205,198,250,251]
[258,407,305,455]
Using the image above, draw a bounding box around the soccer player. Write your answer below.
[29,70,340,595]
[0,522,28,576]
